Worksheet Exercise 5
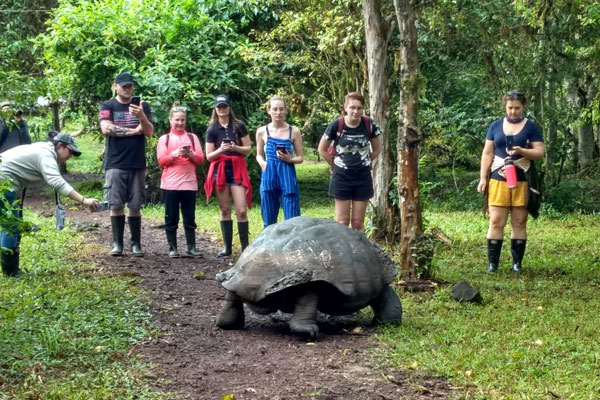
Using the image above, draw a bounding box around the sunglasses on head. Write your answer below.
[506,90,524,97]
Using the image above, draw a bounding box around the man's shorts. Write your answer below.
[328,165,374,201]
[488,179,527,207]
[104,168,146,210]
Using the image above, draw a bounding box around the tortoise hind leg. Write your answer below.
[370,285,402,325]
[289,289,319,339]
[216,291,245,330]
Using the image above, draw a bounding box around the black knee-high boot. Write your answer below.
[110,215,125,256]
[238,221,249,252]
[511,239,526,274]
[128,216,144,257]
[486,239,503,273]
[184,227,202,257]
[1,249,20,277]
[166,229,179,258]
[219,220,233,257]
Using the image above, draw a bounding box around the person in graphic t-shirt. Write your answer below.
[98,72,153,257]
[317,91,381,232]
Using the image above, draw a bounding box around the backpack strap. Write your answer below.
[334,116,344,146]
[166,132,195,151]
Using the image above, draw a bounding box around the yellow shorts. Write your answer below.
[488,179,527,207]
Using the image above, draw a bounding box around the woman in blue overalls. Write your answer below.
[255,96,304,227]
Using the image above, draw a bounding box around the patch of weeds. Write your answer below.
[0,211,161,399]
[376,211,600,398]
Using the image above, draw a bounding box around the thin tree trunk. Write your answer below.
[545,75,557,183]
[51,100,67,174]
[393,0,423,280]
[362,0,400,242]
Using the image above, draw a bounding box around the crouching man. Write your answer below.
[0,132,99,277]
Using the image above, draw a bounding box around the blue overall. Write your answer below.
[260,125,300,227]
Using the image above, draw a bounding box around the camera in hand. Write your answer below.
[92,201,110,213]
[131,96,141,106]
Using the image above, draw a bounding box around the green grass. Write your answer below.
[6,131,600,398]
[0,213,162,399]
[376,211,600,399]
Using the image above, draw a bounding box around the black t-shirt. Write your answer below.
[99,98,152,169]
[324,117,381,170]
[205,121,248,156]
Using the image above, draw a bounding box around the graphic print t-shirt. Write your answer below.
[323,117,381,170]
[99,98,152,169]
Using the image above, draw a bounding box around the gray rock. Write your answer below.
[451,280,482,303]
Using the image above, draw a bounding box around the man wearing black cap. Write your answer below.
[0,132,100,276]
[0,100,31,153]
[99,72,153,257]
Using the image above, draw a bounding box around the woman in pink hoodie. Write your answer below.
[157,103,205,257]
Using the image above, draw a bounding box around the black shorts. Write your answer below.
[213,161,241,186]
[328,165,373,201]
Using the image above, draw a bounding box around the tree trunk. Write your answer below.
[362,0,401,243]
[51,100,68,174]
[545,74,558,184]
[393,0,423,280]
[567,76,596,170]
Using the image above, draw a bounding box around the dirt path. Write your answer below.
[27,178,455,400]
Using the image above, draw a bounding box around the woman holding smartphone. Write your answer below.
[156,103,205,258]
[204,95,252,256]
[477,90,544,274]
[317,92,381,232]
[255,96,303,228]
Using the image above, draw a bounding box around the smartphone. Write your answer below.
[276,145,287,153]
[182,145,190,150]
[92,201,110,213]
[506,135,514,150]
[131,96,141,106]
[222,139,232,144]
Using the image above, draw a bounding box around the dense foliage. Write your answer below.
[1,0,600,211]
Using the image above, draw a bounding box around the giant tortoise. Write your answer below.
[216,217,402,338]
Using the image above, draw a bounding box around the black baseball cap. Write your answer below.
[115,72,135,86]
[214,95,230,107]
[53,132,82,157]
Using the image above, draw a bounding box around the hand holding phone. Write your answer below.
[131,96,141,106]
[276,145,287,154]
[506,135,514,151]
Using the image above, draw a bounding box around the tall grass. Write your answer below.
[0,213,161,399]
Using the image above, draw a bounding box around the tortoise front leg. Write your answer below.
[216,290,245,330]
[289,289,319,339]
[370,285,402,325]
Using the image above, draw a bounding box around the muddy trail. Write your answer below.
[26,176,455,400]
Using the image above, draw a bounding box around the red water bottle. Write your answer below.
[504,157,517,188]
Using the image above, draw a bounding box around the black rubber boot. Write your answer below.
[511,239,526,274]
[238,221,249,252]
[486,239,503,273]
[1,249,21,277]
[218,220,233,257]
[184,228,202,257]
[128,216,144,257]
[166,230,179,258]
[110,215,125,256]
